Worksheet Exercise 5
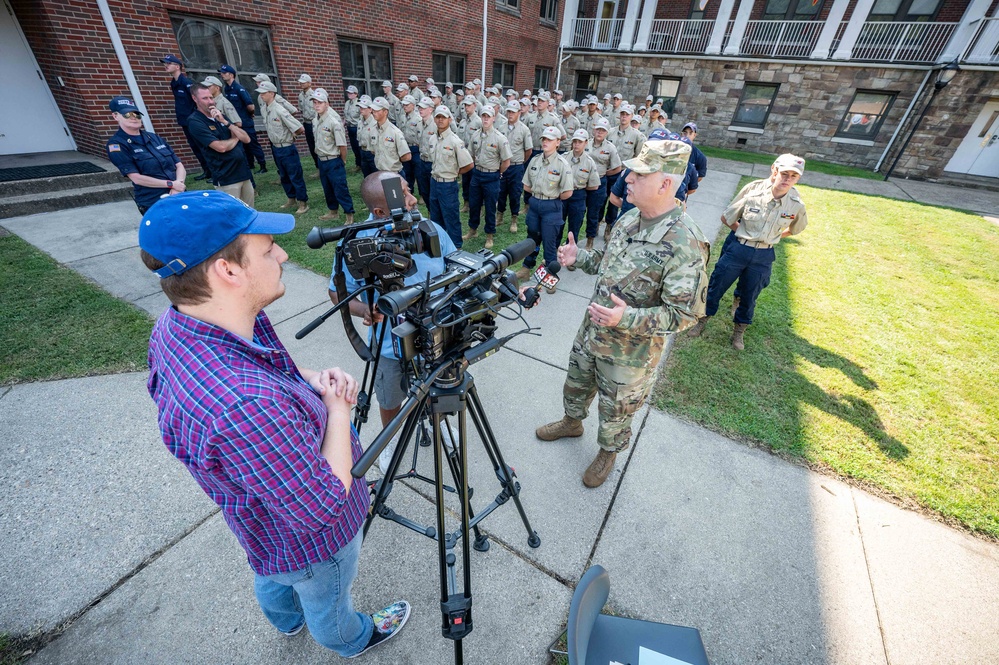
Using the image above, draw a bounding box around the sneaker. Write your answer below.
[440,420,458,453]
[281,622,305,637]
[377,432,401,475]
[347,601,411,658]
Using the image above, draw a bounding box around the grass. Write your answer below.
[699,145,884,180]
[656,182,999,538]
[0,233,153,385]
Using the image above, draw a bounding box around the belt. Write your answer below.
[433,175,458,183]
[532,195,558,201]
[408,144,419,149]
[737,238,773,249]
[422,157,433,163]
[271,142,294,148]
[318,155,341,162]
[474,167,499,173]
[303,121,313,125]
[508,162,524,166]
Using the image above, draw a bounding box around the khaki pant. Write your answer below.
[215,180,255,207]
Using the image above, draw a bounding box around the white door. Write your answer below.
[944,99,999,178]
[594,0,620,49]
[0,0,76,155]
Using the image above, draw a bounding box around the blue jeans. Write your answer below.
[524,198,563,268]
[705,239,775,325]
[416,159,432,203]
[254,532,372,656]
[429,178,462,248]
[585,177,608,238]
[563,188,587,243]
[468,169,501,234]
[318,157,355,213]
[497,163,525,217]
[273,145,308,202]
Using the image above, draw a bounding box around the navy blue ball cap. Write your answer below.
[160,54,183,65]
[109,96,141,115]
[139,191,295,278]
[218,64,237,74]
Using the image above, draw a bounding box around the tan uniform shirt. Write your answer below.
[569,151,601,190]
[559,114,581,152]
[258,93,297,116]
[373,120,410,172]
[586,139,622,177]
[360,116,378,151]
[504,121,533,164]
[583,111,605,136]
[522,151,572,199]
[343,98,360,127]
[313,108,347,158]
[607,125,645,162]
[298,90,317,124]
[529,110,563,148]
[457,111,481,146]
[409,87,424,102]
[444,93,458,116]
[402,110,423,147]
[419,117,437,161]
[431,127,472,180]
[469,127,512,172]
[213,93,241,125]
[263,99,303,146]
[724,179,808,246]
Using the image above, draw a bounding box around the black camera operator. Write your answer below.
[328,172,458,472]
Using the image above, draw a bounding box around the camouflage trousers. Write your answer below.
[563,336,657,453]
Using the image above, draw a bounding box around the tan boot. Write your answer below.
[279,197,296,210]
[536,415,583,441]
[484,234,494,249]
[509,217,519,234]
[582,449,617,488]
[731,323,748,350]
[686,316,710,338]
[585,237,594,249]
[603,226,612,241]
[345,213,355,225]
[462,227,478,240]
[295,202,310,215]
[515,266,533,282]
[730,297,741,318]
[461,201,469,213]
[318,211,339,222]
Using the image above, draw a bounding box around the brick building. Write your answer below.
[558,0,999,182]
[4,0,564,166]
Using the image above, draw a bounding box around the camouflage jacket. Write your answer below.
[574,206,709,367]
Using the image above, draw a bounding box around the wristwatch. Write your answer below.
[166,180,173,189]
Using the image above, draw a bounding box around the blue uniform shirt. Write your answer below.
[224,80,256,129]
[330,218,457,360]
[611,163,697,209]
[106,129,179,209]
[611,168,635,215]
[690,144,708,180]
[170,73,197,126]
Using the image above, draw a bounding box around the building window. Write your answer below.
[433,52,466,88]
[732,83,779,128]
[534,67,552,91]
[493,60,516,88]
[763,0,825,20]
[540,0,558,24]
[170,15,277,115]
[574,71,599,101]
[497,0,521,12]
[338,39,393,99]
[650,77,681,119]
[869,0,941,21]
[835,90,896,139]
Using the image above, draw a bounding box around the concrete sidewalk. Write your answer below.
[3,166,999,664]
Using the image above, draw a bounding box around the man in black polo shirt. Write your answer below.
[187,83,255,205]
[161,54,210,181]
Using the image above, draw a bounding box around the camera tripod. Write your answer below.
[352,359,541,665]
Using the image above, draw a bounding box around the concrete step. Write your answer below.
[0,182,134,219]
[0,168,123,198]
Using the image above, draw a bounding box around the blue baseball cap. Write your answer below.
[160,54,183,65]
[108,96,141,115]
[218,64,237,75]
[139,191,295,278]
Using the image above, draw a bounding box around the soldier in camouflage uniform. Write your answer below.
[536,139,709,488]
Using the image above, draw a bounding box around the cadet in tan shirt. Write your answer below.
[586,116,623,240]
[457,97,481,210]
[565,128,602,248]
[252,74,296,115]
[400,95,423,194]
[357,96,377,176]
[498,101,533,233]
[257,81,308,213]
[604,105,642,236]
[520,125,573,275]
[559,100,581,153]
[464,105,512,248]
[310,87,355,224]
[297,74,319,168]
[428,105,473,248]
[343,85,362,168]
[202,77,242,126]
[370,97,411,175]
[415,97,437,204]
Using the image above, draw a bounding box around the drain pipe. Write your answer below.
[874,67,931,173]
[97,0,154,133]
[555,47,572,94]
[481,0,488,83]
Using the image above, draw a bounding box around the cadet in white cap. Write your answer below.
[400,95,423,195]
[564,128,601,252]
[601,93,613,118]
[584,98,605,136]
[358,96,378,176]
[296,74,319,168]
[464,104,512,249]
[343,85,362,169]
[202,76,242,127]
[428,105,474,248]
[369,97,411,175]
[407,75,424,102]
[519,125,573,275]
[647,105,667,132]
[415,97,437,203]
[443,83,458,116]
[497,101,533,233]
[257,81,309,214]
[457,97,482,210]
[586,116,623,241]
[528,93,562,160]
[689,153,807,350]
[310,88,355,224]
[559,100,581,153]
[604,105,645,237]
[252,73,296,115]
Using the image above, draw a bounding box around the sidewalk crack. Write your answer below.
[852,487,892,665]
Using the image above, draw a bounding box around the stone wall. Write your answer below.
[560,53,999,181]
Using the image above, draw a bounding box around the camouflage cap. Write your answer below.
[623,139,691,176]
[773,153,805,175]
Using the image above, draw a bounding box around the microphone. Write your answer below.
[456,238,536,290]
[532,260,561,291]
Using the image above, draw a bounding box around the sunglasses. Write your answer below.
[118,111,142,119]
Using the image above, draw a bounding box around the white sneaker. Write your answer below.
[440,420,458,453]
[377,433,400,475]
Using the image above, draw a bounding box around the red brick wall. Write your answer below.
[12,0,562,165]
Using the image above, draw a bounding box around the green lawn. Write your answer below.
[699,145,883,180]
[657,184,999,538]
[0,233,153,385]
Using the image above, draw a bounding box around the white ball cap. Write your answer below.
[381,80,393,88]
[396,83,408,91]
[309,88,329,102]
[371,97,391,111]
[592,117,610,131]
[418,97,436,109]
[346,85,359,94]
[541,126,562,140]
[434,105,453,118]
[572,129,590,142]
[506,102,521,113]
[462,96,477,106]
[480,105,495,116]
[402,95,416,105]
[298,73,312,83]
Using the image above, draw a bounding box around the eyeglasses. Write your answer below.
[118,111,141,119]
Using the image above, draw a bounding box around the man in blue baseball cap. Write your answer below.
[140,190,411,657]
[161,54,211,181]
[218,64,268,174]
[105,96,186,214]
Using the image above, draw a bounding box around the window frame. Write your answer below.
[732,82,780,129]
[337,38,394,100]
[574,71,599,102]
[540,0,559,25]
[492,60,517,88]
[834,89,896,139]
[650,76,682,119]
[432,52,467,88]
[534,66,552,91]
[762,0,826,20]
[868,0,942,22]
[497,0,521,16]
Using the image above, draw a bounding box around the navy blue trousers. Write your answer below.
[243,127,267,169]
[461,170,472,203]
[563,189,587,243]
[497,163,525,217]
[360,150,376,177]
[429,179,462,248]
[402,146,419,194]
[273,145,308,202]
[302,122,319,168]
[585,177,608,238]
[603,172,621,227]
[524,198,563,268]
[347,126,362,168]
[705,238,775,325]
[468,169,501,234]
[318,157,355,213]
[416,159,432,204]
[181,124,210,176]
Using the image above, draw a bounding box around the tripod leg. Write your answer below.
[363,404,423,539]
[438,415,490,551]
